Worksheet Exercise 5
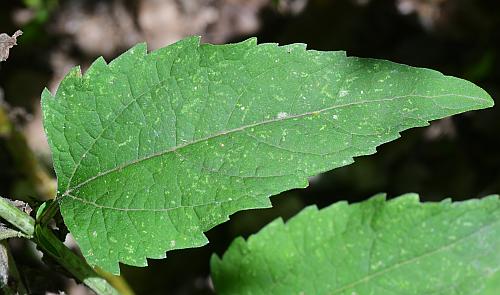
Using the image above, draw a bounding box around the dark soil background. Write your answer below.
[1,0,499,294]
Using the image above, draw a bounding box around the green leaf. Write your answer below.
[211,194,500,294]
[484,268,500,294]
[41,36,493,273]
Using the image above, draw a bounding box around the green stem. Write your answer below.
[0,198,34,237]
[0,196,120,295]
[37,200,59,226]
[35,226,120,295]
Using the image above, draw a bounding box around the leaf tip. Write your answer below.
[440,75,494,112]
[467,81,494,109]
[480,91,494,108]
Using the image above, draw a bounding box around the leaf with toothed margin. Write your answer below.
[211,194,500,295]
[41,36,493,273]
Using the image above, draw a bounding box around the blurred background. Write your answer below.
[0,0,499,294]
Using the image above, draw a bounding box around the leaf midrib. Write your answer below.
[63,93,486,198]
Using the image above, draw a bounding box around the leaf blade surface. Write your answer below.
[211,194,500,295]
[42,37,494,273]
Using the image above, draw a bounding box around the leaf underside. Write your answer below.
[211,194,500,295]
[42,36,493,273]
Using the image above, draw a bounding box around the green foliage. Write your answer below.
[42,36,493,273]
[22,0,58,22]
[211,194,500,295]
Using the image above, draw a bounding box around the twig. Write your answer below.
[0,196,120,295]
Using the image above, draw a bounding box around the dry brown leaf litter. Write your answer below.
[0,30,23,62]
